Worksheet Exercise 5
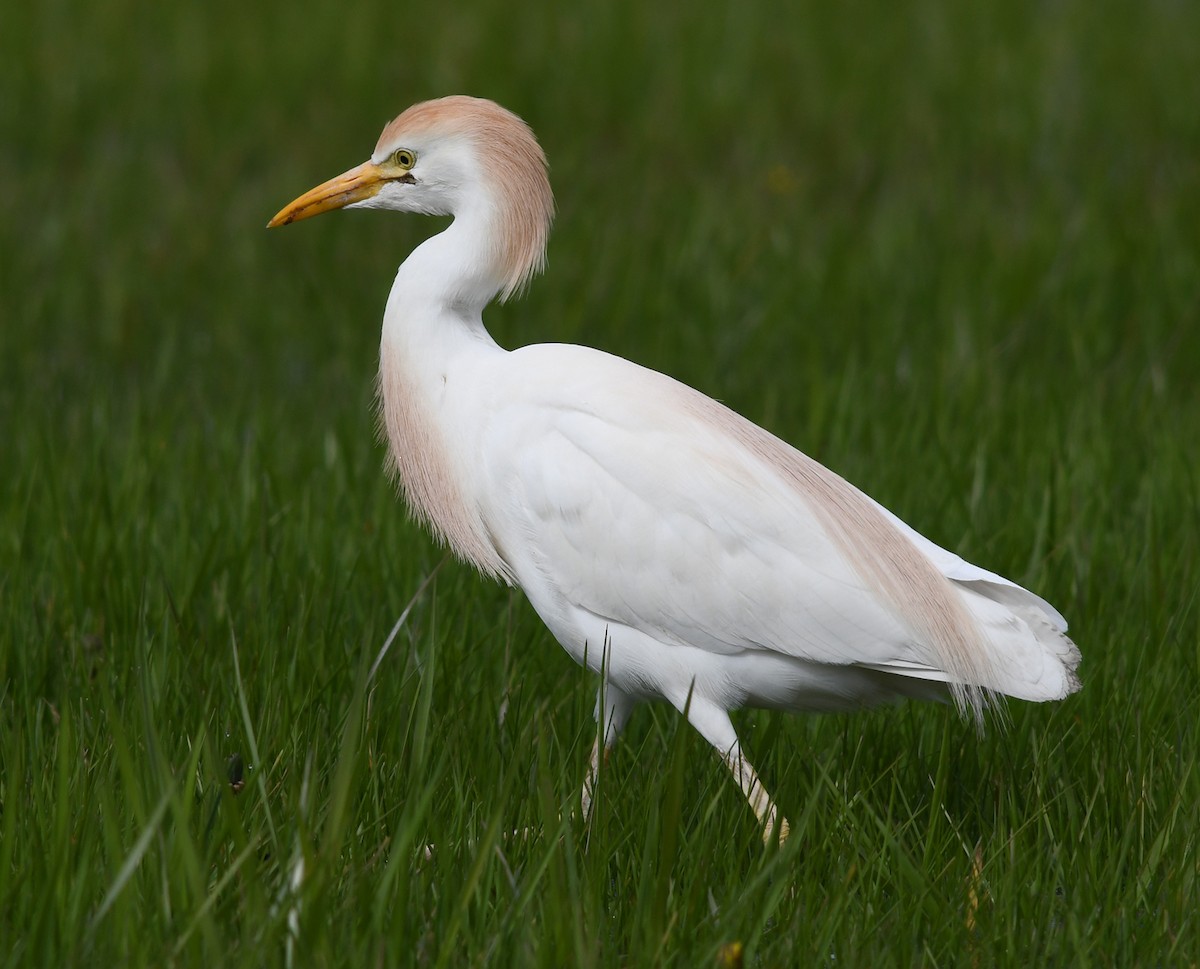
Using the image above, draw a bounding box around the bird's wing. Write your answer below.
[478,344,1000,681]
[874,502,1069,630]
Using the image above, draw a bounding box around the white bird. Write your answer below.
[269,96,1081,841]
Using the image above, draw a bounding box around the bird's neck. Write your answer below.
[375,212,512,581]
[387,205,508,332]
[379,211,505,388]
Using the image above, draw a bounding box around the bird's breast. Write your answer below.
[377,343,510,579]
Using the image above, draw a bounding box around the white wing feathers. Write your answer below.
[478,344,1081,713]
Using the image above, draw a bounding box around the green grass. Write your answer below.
[3,0,1199,964]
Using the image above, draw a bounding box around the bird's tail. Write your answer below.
[952,578,1082,704]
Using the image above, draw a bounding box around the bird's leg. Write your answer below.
[680,697,790,845]
[580,680,633,822]
[718,743,790,845]
[418,681,631,865]
[422,681,632,863]
[579,737,606,823]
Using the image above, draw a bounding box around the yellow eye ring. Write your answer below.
[390,148,416,170]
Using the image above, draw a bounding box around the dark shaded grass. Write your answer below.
[2,0,1199,965]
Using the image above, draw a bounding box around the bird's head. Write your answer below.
[269,95,554,300]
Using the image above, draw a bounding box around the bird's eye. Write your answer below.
[390,148,417,170]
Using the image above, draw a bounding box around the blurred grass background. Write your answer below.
[2,0,1198,965]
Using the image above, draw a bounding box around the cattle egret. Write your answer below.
[269,96,1082,842]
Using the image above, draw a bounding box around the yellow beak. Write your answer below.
[267,160,386,227]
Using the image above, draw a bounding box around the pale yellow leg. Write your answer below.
[719,745,790,845]
[579,737,605,821]
[580,682,634,823]
[677,694,791,845]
